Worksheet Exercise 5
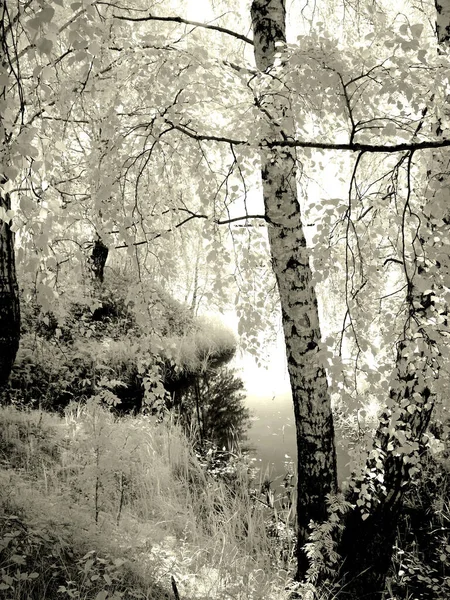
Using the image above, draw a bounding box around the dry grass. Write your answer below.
[0,402,295,600]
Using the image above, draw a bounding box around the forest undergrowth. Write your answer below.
[0,402,449,600]
[0,402,298,600]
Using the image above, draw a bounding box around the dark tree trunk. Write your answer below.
[250,0,338,580]
[90,237,109,283]
[0,2,20,390]
[338,336,435,599]
[0,191,20,389]
[435,0,450,45]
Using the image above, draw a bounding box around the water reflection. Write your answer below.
[245,393,350,489]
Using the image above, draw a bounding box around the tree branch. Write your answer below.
[114,213,207,248]
[269,137,450,152]
[112,12,254,46]
[114,213,267,249]
[167,121,450,154]
[216,214,267,225]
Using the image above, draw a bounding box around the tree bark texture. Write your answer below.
[0,0,20,389]
[0,191,20,388]
[250,0,338,580]
[436,0,450,43]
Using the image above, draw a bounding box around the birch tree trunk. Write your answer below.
[337,5,450,597]
[338,330,437,598]
[250,0,338,579]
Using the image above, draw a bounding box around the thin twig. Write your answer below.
[171,576,181,600]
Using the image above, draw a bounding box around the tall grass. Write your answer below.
[0,402,295,600]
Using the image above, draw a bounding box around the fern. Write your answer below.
[304,493,354,585]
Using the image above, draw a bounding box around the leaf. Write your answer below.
[382,122,396,137]
[55,140,67,152]
[89,41,101,56]
[95,591,109,600]
[39,6,55,23]
[410,24,424,39]
[37,38,53,55]
[84,558,95,573]
[26,17,42,31]
[75,50,89,62]
[417,49,427,63]
[41,66,53,81]
[3,165,19,180]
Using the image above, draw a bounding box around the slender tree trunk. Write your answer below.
[90,236,109,283]
[338,327,436,599]
[0,191,20,389]
[250,0,338,579]
[337,5,449,595]
[0,2,20,389]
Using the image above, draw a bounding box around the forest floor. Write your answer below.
[0,403,296,600]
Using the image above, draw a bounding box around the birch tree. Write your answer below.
[250,0,337,578]
[102,1,450,595]
[335,2,450,596]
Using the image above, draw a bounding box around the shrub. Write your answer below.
[173,367,251,451]
[390,443,450,600]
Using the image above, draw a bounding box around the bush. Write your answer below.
[390,443,450,600]
[172,367,251,451]
[3,334,82,411]
[4,277,240,456]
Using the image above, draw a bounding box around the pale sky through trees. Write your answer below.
[235,325,292,395]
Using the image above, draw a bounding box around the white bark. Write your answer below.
[251,0,337,577]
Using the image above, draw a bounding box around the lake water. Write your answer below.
[245,393,350,491]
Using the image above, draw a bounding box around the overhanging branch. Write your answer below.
[112,12,254,46]
[266,137,450,153]
[114,213,267,249]
[167,121,450,153]
[217,214,266,224]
